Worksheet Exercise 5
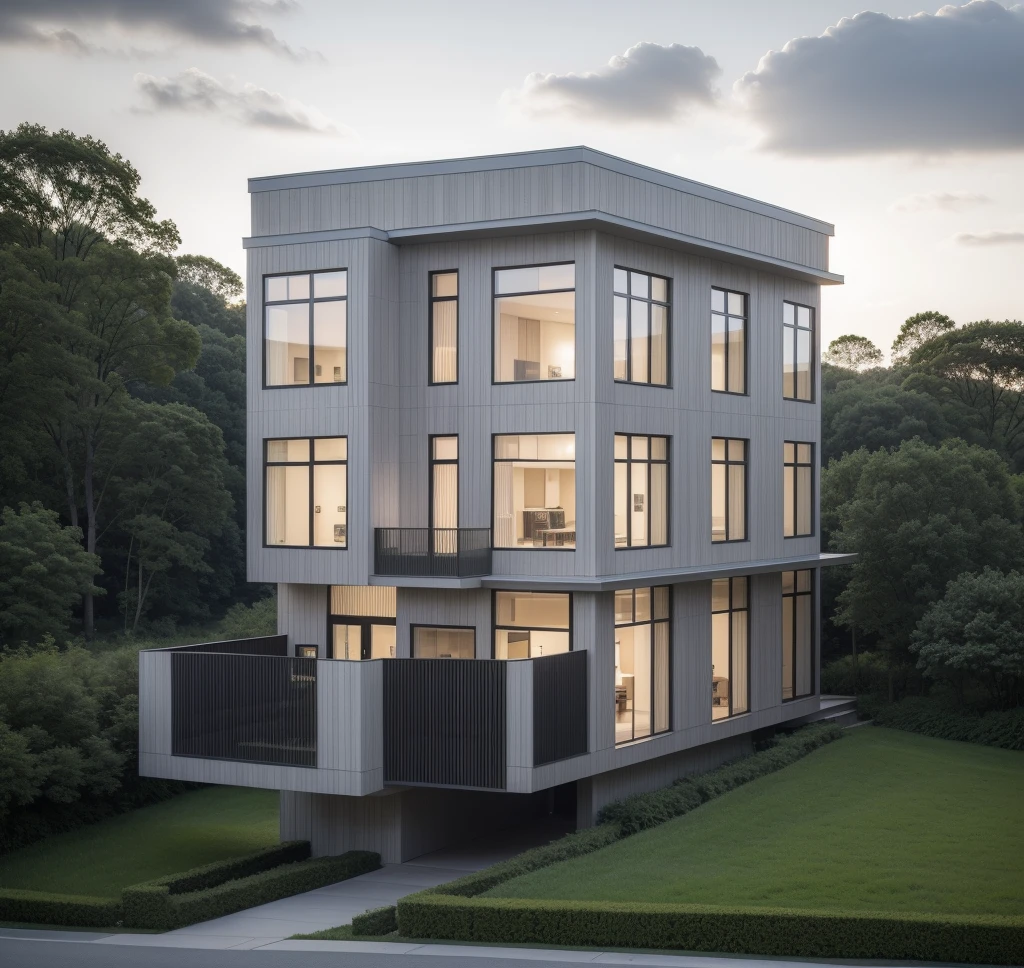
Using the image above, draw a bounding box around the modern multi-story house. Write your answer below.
[139,147,852,862]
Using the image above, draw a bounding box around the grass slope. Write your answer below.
[487,727,1024,916]
[0,787,278,899]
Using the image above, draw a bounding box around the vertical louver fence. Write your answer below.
[533,650,588,766]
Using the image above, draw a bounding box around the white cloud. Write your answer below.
[133,69,347,135]
[510,41,721,122]
[954,230,1024,245]
[735,1,1024,155]
[890,191,993,213]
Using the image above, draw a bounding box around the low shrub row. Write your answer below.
[397,895,1024,966]
[865,696,1024,750]
[0,888,122,928]
[351,904,398,936]
[147,841,310,896]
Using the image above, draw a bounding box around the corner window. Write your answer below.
[783,302,814,401]
[494,591,571,659]
[615,587,670,744]
[430,271,458,384]
[264,270,347,387]
[783,442,814,538]
[711,288,746,394]
[493,434,576,549]
[413,626,475,659]
[613,268,669,386]
[711,438,747,543]
[265,437,347,548]
[712,576,749,720]
[782,570,814,700]
[494,263,575,383]
[614,434,668,548]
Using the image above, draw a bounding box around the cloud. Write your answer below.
[890,191,993,213]
[510,42,721,121]
[954,230,1024,245]
[133,69,347,135]
[735,1,1024,155]
[0,0,313,59]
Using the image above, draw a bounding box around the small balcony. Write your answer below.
[373,527,492,579]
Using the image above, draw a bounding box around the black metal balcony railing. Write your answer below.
[533,650,589,766]
[169,635,317,768]
[374,527,492,578]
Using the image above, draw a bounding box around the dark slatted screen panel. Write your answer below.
[374,528,492,577]
[533,650,588,766]
[383,659,506,789]
[171,652,317,767]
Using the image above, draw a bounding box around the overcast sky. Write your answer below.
[2,0,1022,353]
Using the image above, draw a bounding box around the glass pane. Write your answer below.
[651,276,668,303]
[613,267,628,294]
[653,586,670,620]
[728,438,746,463]
[313,301,346,384]
[797,443,812,464]
[727,316,745,392]
[630,272,649,298]
[711,289,725,313]
[731,611,749,714]
[494,291,575,382]
[711,611,730,720]
[333,624,361,661]
[728,291,745,316]
[370,624,396,659]
[797,330,812,400]
[614,434,628,460]
[314,270,346,299]
[614,461,628,547]
[796,594,812,696]
[266,274,308,302]
[433,436,458,460]
[651,463,667,545]
[783,302,795,327]
[432,301,458,383]
[783,329,795,398]
[782,570,795,594]
[495,591,570,629]
[432,464,458,530]
[315,437,346,461]
[613,296,628,381]
[413,627,475,659]
[313,463,346,547]
[614,589,633,625]
[784,466,795,537]
[711,438,726,461]
[630,300,649,384]
[496,264,573,293]
[732,576,748,609]
[798,467,813,535]
[797,306,812,329]
[782,597,794,701]
[538,263,575,291]
[650,436,667,460]
[266,464,309,546]
[265,303,310,386]
[630,436,648,460]
[711,313,726,391]
[650,305,667,385]
[634,587,651,623]
[654,622,670,733]
[728,464,746,539]
[797,569,812,592]
[711,578,730,612]
[784,441,795,464]
[631,623,652,739]
[267,438,309,463]
[432,272,458,298]
[711,463,726,542]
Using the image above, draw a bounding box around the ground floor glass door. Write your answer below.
[329,617,396,660]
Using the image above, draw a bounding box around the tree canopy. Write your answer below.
[824,334,883,371]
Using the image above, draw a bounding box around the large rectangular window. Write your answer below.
[613,268,669,386]
[783,442,814,538]
[494,263,575,383]
[264,270,347,387]
[614,434,668,548]
[494,591,571,659]
[493,434,576,549]
[265,437,347,548]
[711,576,749,720]
[413,626,475,660]
[711,288,746,394]
[615,587,670,744]
[430,271,458,384]
[711,438,747,543]
[782,570,814,700]
[329,585,395,660]
[783,302,814,401]
[430,436,458,554]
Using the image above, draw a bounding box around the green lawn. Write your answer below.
[0,786,278,899]
[487,727,1024,917]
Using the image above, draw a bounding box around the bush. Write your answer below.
[396,895,1024,966]
[352,905,397,936]
[821,652,889,696]
[161,841,310,894]
[869,697,1024,750]
[122,849,380,930]
[218,595,276,640]
[0,888,121,928]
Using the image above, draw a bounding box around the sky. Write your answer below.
[1,0,1022,355]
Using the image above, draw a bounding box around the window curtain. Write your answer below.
[650,463,667,545]
[731,611,749,714]
[654,621,670,733]
[796,593,812,696]
[266,466,286,544]
[432,301,457,382]
[432,464,458,553]
[728,464,746,539]
[494,461,515,547]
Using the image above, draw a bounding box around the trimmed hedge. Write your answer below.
[352,904,397,936]
[147,841,310,896]
[123,849,380,930]
[867,697,1024,750]
[397,895,1024,966]
[0,888,122,928]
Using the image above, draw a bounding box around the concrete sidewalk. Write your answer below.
[160,818,572,948]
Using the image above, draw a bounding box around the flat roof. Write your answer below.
[247,146,834,236]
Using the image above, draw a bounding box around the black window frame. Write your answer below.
[491,260,576,386]
[783,300,815,403]
[428,269,459,386]
[711,576,750,720]
[263,435,348,550]
[710,286,749,395]
[262,268,348,390]
[614,433,670,549]
[491,432,577,552]
[782,569,815,702]
[411,624,477,660]
[613,266,671,388]
[492,589,573,659]
[614,586,672,744]
[711,437,748,544]
[783,441,815,538]
[429,434,459,531]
